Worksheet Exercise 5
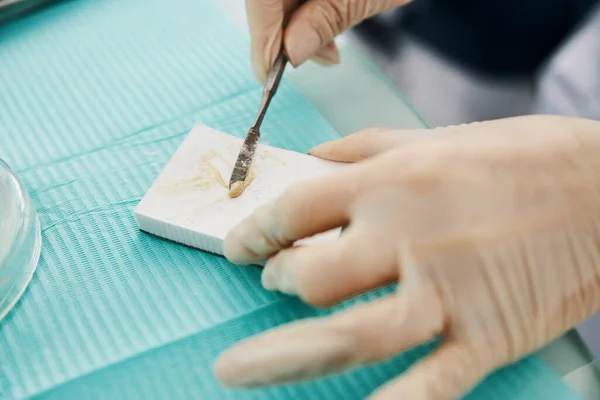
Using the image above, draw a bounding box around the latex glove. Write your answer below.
[247,0,412,82]
[215,115,600,399]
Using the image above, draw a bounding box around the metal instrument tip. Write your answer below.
[227,51,288,197]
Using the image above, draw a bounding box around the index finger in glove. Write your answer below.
[308,127,451,163]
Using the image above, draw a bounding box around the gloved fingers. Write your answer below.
[215,291,445,387]
[246,0,300,83]
[308,126,460,162]
[261,226,397,306]
[369,341,493,400]
[309,128,412,162]
[311,41,341,65]
[224,165,368,265]
[284,0,411,66]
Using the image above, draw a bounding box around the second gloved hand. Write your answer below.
[216,115,600,399]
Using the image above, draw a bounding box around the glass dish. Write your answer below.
[0,158,41,322]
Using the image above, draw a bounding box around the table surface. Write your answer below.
[2,1,595,397]
[217,2,600,399]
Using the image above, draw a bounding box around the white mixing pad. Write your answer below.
[134,124,344,258]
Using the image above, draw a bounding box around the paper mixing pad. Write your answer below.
[0,159,41,322]
[135,124,344,257]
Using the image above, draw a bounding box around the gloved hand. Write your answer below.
[247,0,412,82]
[215,115,600,399]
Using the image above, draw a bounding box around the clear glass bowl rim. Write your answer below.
[0,158,41,322]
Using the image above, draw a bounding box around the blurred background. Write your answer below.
[2,0,600,127]
[347,0,600,127]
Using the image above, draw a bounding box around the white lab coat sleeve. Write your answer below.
[534,3,600,120]
[534,3,600,365]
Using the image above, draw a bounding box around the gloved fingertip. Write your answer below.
[213,349,241,385]
[307,140,332,156]
[214,349,258,388]
[251,30,282,84]
[367,381,410,400]
[261,264,279,291]
[311,55,340,66]
[309,128,400,162]
[250,52,268,85]
[312,43,341,65]
[252,67,268,86]
[222,228,253,266]
[284,25,323,67]
[308,139,357,162]
[262,254,300,295]
[265,31,284,67]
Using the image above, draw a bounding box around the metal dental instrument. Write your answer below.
[228,50,288,198]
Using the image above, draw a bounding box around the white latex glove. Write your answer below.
[247,0,412,82]
[215,115,600,399]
